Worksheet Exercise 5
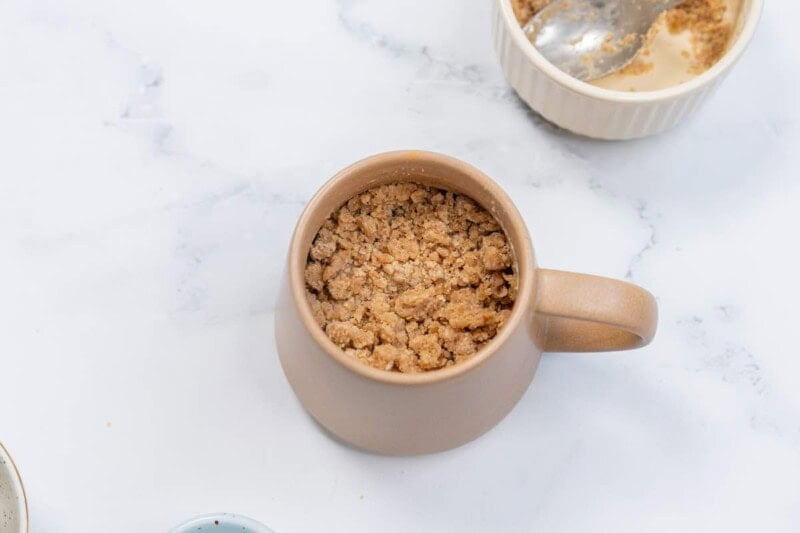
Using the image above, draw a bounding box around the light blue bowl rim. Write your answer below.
[170,513,274,533]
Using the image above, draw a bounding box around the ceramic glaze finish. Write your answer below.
[277,274,542,455]
[0,0,798,531]
[0,443,27,533]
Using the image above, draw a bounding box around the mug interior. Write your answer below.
[499,0,763,102]
[287,150,536,385]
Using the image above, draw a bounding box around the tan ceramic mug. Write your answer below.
[275,151,657,455]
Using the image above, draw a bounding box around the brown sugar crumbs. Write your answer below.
[666,0,732,73]
[305,183,517,373]
[513,0,733,76]
[511,0,553,25]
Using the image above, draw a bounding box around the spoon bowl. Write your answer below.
[524,0,682,81]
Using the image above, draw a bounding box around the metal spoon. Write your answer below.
[523,0,683,81]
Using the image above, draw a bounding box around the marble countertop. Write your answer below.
[1,0,798,531]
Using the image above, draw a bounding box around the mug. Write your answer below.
[275,150,657,455]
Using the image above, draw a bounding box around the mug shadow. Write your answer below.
[307,353,704,529]
[319,353,699,457]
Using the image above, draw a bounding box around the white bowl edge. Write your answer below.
[492,0,764,139]
[0,441,28,533]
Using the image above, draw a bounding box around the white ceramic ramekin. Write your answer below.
[492,0,763,139]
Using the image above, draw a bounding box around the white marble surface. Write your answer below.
[1,0,799,531]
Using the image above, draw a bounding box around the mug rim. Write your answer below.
[287,150,536,386]
[496,0,764,103]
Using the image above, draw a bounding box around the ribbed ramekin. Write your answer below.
[492,0,763,140]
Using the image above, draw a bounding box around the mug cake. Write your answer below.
[305,182,517,373]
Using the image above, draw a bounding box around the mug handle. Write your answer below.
[536,269,658,352]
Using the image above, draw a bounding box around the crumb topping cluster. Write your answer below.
[305,183,517,373]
